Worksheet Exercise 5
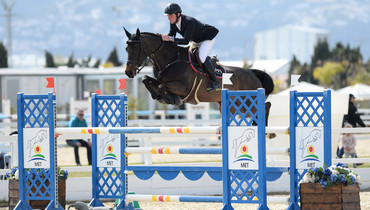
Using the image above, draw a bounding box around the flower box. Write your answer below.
[8,179,19,210]
[300,183,360,210]
[8,179,66,210]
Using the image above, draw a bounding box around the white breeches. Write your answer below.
[198,39,215,63]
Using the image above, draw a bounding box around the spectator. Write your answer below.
[344,94,366,128]
[66,110,92,166]
[342,124,357,168]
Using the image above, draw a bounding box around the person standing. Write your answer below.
[161,3,221,92]
[342,124,357,168]
[66,110,92,166]
[345,94,366,128]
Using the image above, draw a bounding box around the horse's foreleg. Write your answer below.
[142,75,162,100]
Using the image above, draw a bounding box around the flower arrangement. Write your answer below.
[6,167,68,181]
[5,167,19,180]
[300,163,360,188]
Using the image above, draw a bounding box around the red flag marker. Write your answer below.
[46,77,55,93]
[118,79,127,94]
[96,89,102,95]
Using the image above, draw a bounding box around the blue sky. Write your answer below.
[1,0,369,65]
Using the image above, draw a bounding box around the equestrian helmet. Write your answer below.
[164,3,182,14]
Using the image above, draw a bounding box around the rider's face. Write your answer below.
[167,13,178,24]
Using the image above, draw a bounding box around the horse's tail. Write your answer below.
[251,69,274,97]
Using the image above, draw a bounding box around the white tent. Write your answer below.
[336,83,370,100]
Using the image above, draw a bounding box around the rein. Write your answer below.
[139,33,190,77]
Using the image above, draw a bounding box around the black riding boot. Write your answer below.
[203,57,221,92]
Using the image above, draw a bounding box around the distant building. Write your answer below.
[254,25,329,64]
[0,67,156,114]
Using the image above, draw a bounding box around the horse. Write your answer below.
[123,28,275,126]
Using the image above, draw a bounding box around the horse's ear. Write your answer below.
[123,27,131,39]
[136,28,140,37]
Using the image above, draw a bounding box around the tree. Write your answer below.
[67,52,78,67]
[0,42,8,68]
[80,54,92,67]
[313,61,345,89]
[287,55,301,85]
[106,47,122,66]
[309,38,331,84]
[45,50,56,68]
[311,38,331,66]
[331,42,363,87]
[93,58,101,68]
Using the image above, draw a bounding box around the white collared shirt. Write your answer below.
[176,16,182,31]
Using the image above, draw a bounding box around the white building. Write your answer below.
[254,25,329,64]
[0,67,155,114]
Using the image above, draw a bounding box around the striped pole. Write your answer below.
[126,194,223,203]
[56,126,220,134]
[56,126,288,135]
[126,147,222,154]
[125,147,289,155]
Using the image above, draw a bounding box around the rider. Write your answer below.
[161,3,221,92]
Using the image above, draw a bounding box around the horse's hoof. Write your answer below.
[266,133,277,139]
[158,98,166,104]
[174,97,182,106]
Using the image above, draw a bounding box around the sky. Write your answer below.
[0,0,369,67]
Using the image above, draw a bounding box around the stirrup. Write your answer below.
[207,82,221,92]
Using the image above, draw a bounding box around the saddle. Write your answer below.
[188,46,225,77]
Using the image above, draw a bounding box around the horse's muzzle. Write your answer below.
[125,66,136,78]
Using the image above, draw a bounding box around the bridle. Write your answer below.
[126,39,151,74]
[126,34,166,75]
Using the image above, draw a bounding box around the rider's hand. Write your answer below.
[161,34,171,41]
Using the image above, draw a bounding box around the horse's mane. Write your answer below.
[140,32,185,51]
[140,32,161,38]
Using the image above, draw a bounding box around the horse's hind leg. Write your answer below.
[158,83,183,106]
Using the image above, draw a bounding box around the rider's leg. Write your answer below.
[203,57,221,92]
[199,39,221,92]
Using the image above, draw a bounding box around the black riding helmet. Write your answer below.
[164,3,182,14]
[164,3,182,24]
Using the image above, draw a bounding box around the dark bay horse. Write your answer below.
[124,28,274,125]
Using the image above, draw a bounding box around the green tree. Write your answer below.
[106,47,122,66]
[0,42,8,68]
[287,55,301,85]
[313,61,345,89]
[45,50,56,68]
[353,69,370,85]
[309,38,331,84]
[93,58,101,68]
[80,54,92,67]
[331,43,363,87]
[67,52,77,67]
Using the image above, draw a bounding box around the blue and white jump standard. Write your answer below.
[15,92,63,210]
[288,90,332,209]
[15,89,332,210]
